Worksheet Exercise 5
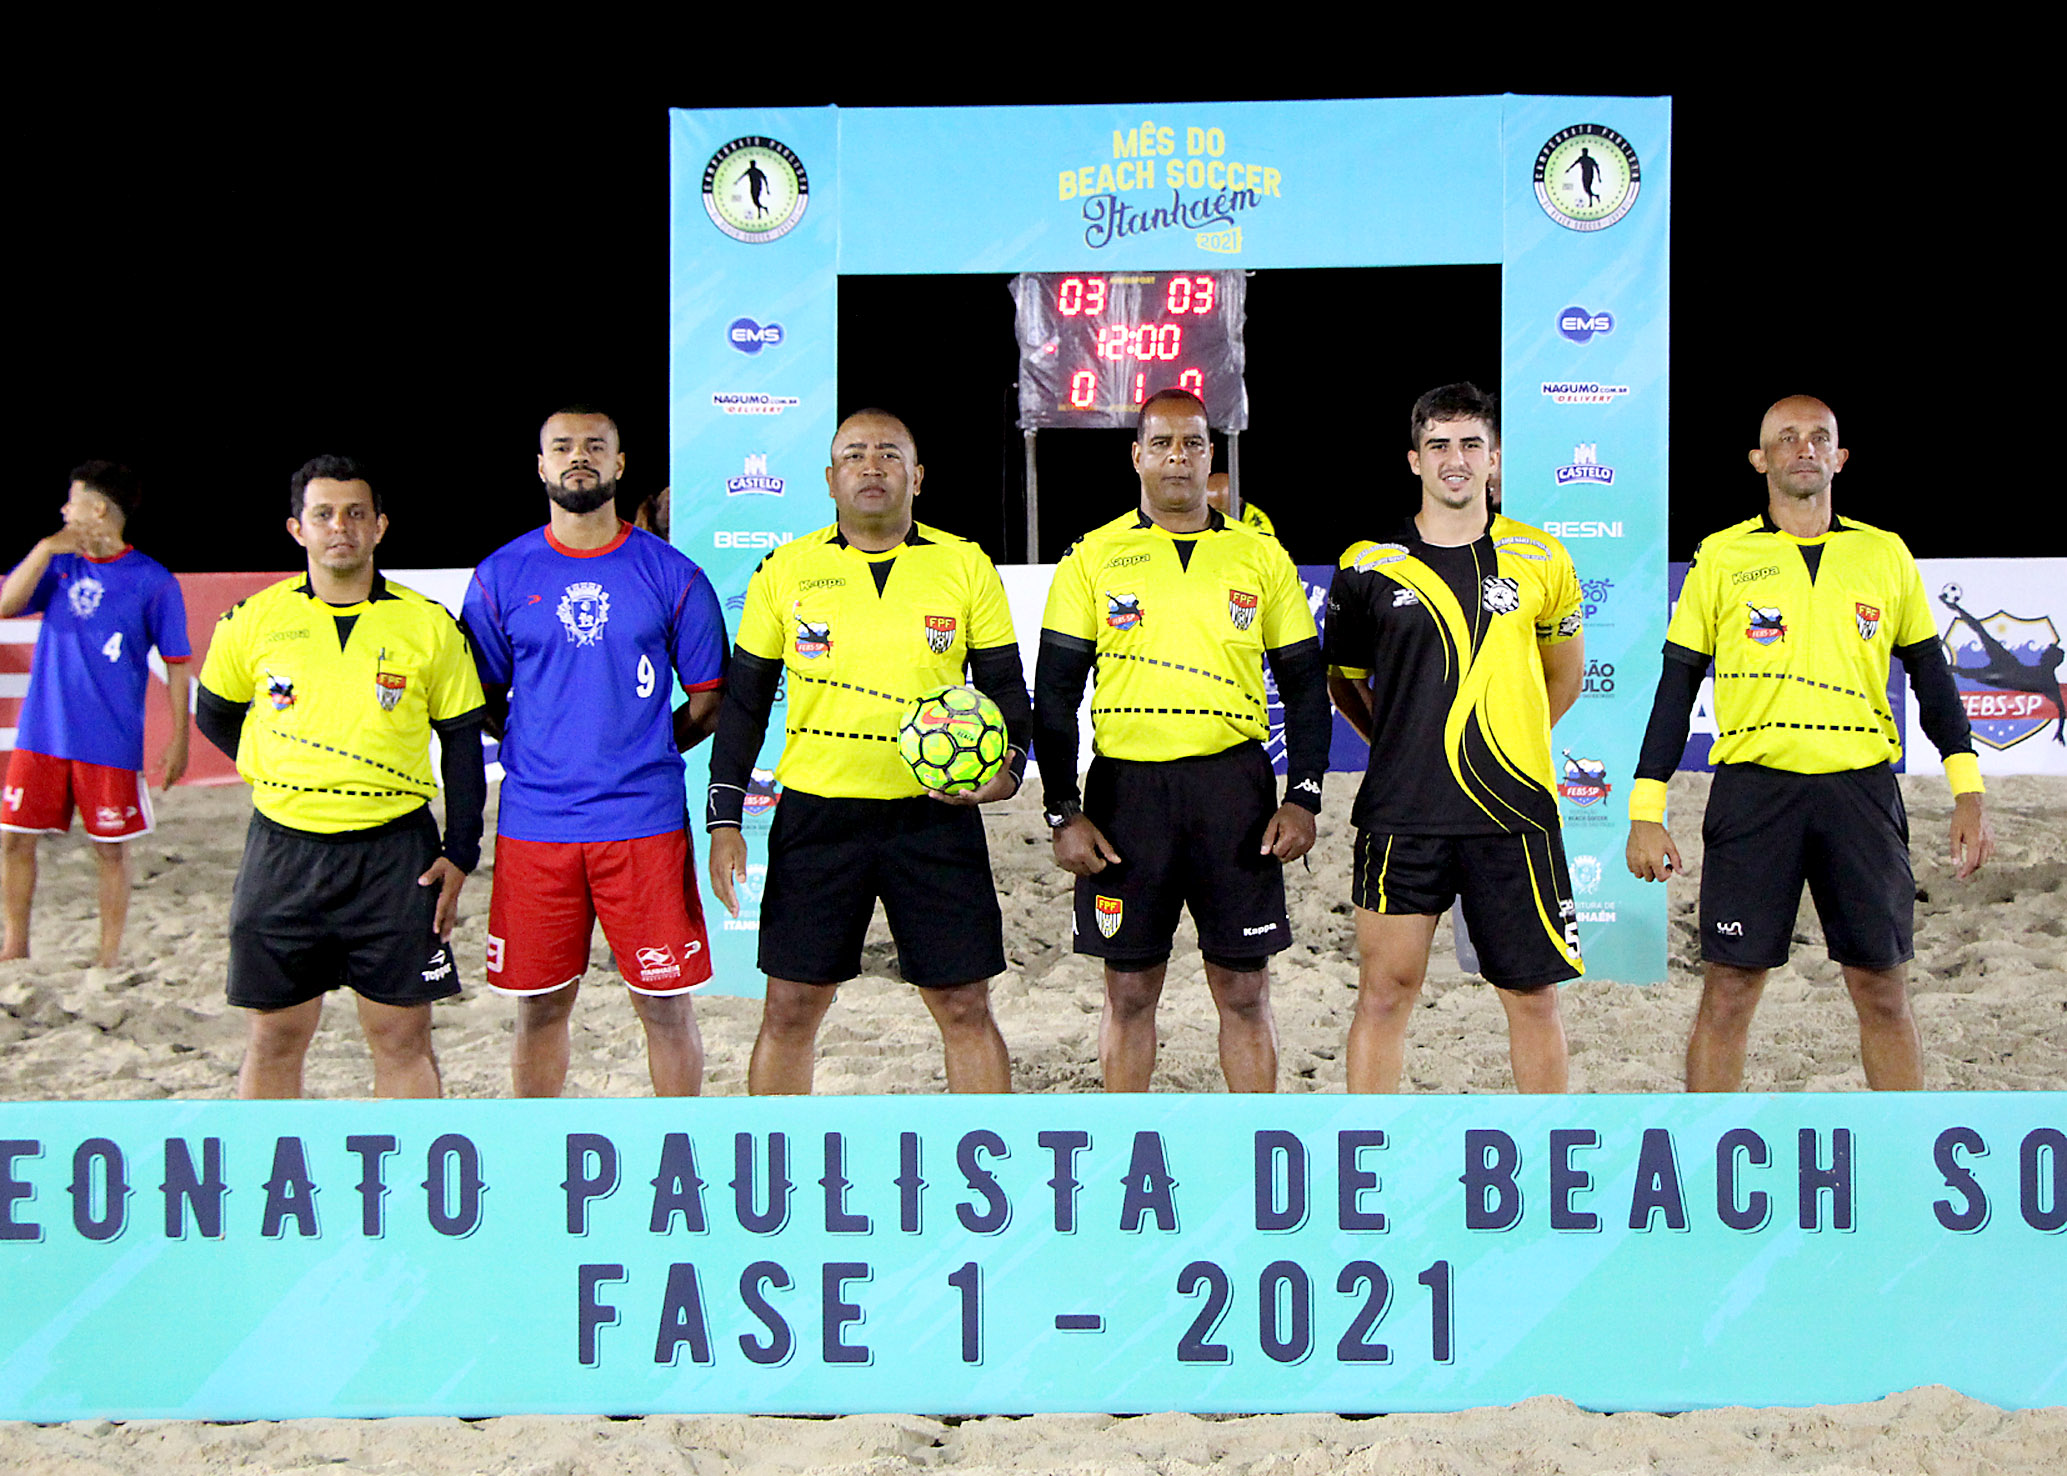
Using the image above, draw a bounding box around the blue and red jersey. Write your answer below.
[15,548,190,771]
[464,524,726,843]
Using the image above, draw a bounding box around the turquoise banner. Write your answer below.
[4,1093,2060,1418]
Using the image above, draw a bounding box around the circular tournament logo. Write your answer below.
[1533,124,1640,232]
[703,136,809,244]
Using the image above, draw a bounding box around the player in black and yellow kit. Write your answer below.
[1035,388,1330,1094]
[1325,384,1585,1094]
[1627,396,1993,1091]
[707,410,1030,1094]
[197,457,486,1099]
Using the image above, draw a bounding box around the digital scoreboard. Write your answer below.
[1013,271,1247,430]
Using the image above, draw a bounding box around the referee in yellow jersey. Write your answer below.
[1627,396,1995,1090]
[197,457,486,1099]
[1035,388,1330,1093]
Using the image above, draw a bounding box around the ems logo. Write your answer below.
[1938,585,2066,750]
[1228,589,1258,630]
[1557,751,1612,807]
[1482,576,1522,616]
[558,582,611,647]
[1094,895,1124,939]
[925,615,957,654]
[265,672,296,710]
[66,577,106,620]
[375,671,406,711]
[794,608,833,660]
[702,136,809,245]
[1745,604,1787,646]
[1106,592,1143,631]
[1855,602,1882,641]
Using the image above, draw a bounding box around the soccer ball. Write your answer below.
[898,684,1008,794]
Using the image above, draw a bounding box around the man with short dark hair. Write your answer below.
[1626,395,1993,1091]
[197,456,486,1098]
[465,408,727,1097]
[1035,387,1329,1093]
[1325,383,1586,1094]
[2,462,191,967]
[707,408,1028,1094]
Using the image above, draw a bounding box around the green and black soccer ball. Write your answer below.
[898,684,1008,794]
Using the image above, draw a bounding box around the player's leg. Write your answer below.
[1689,763,1806,1091]
[486,834,598,1097]
[1841,963,1922,1089]
[1349,909,1439,1091]
[90,839,128,968]
[239,999,324,1099]
[1687,964,1769,1090]
[630,990,703,1097]
[355,996,442,1098]
[1496,986,1568,1092]
[1807,765,1921,1090]
[1203,960,1276,1093]
[0,832,35,959]
[1456,832,1582,1093]
[749,977,836,1095]
[918,980,1011,1093]
[514,986,579,1097]
[1101,961,1167,1091]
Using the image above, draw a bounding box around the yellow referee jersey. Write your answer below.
[735,523,1018,800]
[1042,509,1315,763]
[1666,513,1936,774]
[199,574,485,832]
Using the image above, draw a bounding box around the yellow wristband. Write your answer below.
[1627,776,1669,824]
[1943,751,1984,796]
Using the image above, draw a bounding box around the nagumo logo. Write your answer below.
[727,318,785,355]
[1937,583,2066,750]
[711,392,800,416]
[1541,381,1632,405]
[1558,306,1615,342]
[1059,116,1283,253]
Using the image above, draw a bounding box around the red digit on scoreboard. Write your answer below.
[1179,368,1204,394]
[1058,278,1083,316]
[1069,370,1097,408]
[1192,275,1216,313]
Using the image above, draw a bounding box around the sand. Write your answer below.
[2,772,2062,1471]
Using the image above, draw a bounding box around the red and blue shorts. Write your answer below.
[1,748,152,841]
[486,828,712,996]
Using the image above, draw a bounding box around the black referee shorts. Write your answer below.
[1073,743,1291,968]
[758,789,1006,988]
[1701,762,1914,971]
[228,807,461,1010]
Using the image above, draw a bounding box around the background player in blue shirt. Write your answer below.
[465,407,727,1097]
[2,462,190,968]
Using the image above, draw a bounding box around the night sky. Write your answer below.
[18,60,2049,578]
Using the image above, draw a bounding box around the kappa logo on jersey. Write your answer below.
[1938,584,2066,750]
[375,671,407,711]
[793,605,832,659]
[1105,592,1143,631]
[1745,604,1787,646]
[924,615,957,654]
[557,582,610,647]
[1855,602,1882,641]
[1392,587,1421,608]
[1094,895,1123,939]
[1482,576,1522,616]
[66,577,106,620]
[1557,751,1612,807]
[1228,589,1258,630]
[265,672,296,710]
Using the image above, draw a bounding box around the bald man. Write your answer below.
[1626,396,1993,1091]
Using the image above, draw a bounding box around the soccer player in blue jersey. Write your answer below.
[465,408,728,1097]
[2,462,190,968]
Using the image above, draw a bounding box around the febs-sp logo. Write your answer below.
[1559,306,1615,343]
[727,318,785,355]
[1939,584,2066,750]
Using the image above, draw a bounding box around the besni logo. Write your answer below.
[1558,307,1615,343]
[1938,585,2065,749]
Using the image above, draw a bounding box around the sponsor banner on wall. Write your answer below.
[2,1094,2059,1420]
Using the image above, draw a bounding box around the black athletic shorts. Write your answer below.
[1073,743,1291,967]
[1701,762,1913,971]
[758,789,1005,988]
[1352,828,1584,991]
[227,807,461,1010]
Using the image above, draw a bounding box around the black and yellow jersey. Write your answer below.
[1040,509,1316,763]
[1325,514,1582,835]
[198,574,485,833]
[729,522,1020,801]
[1662,513,1940,773]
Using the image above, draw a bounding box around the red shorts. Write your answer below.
[485,829,712,996]
[1,748,153,841]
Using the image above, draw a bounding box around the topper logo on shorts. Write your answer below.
[925,615,957,654]
[1106,592,1143,631]
[1745,604,1786,645]
[1094,895,1124,938]
[558,583,610,647]
[66,577,105,620]
[1228,589,1258,630]
[421,947,454,983]
[1938,584,2067,750]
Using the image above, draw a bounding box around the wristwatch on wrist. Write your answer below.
[1044,799,1081,831]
